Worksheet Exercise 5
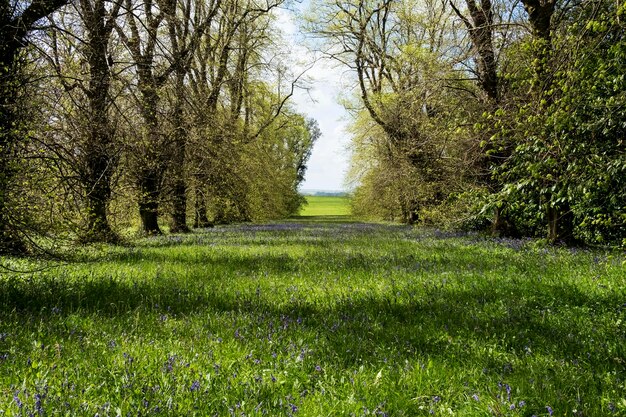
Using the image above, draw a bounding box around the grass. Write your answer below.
[298,196,352,217]
[0,219,625,416]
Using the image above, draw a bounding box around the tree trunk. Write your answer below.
[450,0,499,102]
[194,187,212,228]
[492,205,506,235]
[0,42,28,254]
[546,204,575,244]
[170,181,189,232]
[135,85,166,235]
[0,155,28,254]
[138,170,162,235]
[547,205,558,243]
[80,0,119,243]
[83,151,117,242]
[82,132,116,241]
[169,71,190,233]
[84,190,115,242]
[521,0,556,93]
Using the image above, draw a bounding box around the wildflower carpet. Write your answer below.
[0,207,624,415]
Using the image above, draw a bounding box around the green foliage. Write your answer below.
[491,2,626,246]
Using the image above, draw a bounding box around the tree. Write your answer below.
[1,0,70,254]
[312,0,469,223]
[40,0,124,243]
[492,0,625,245]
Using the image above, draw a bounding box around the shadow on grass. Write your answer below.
[67,236,537,278]
[0,247,622,374]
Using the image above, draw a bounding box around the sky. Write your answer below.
[274,6,353,192]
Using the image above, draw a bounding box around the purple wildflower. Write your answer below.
[35,393,43,415]
[546,406,553,416]
[13,392,22,408]
[190,380,200,392]
[472,394,479,402]
[164,355,175,372]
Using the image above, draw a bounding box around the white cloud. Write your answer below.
[274,6,353,191]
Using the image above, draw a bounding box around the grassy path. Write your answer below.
[0,209,625,415]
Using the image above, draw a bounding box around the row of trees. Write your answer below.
[1,0,319,254]
[312,0,625,245]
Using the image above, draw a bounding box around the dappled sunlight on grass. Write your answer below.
[0,220,624,415]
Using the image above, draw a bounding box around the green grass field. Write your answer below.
[298,195,352,217]
[0,219,625,415]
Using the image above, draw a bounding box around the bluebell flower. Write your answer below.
[546,406,553,416]
[472,394,479,402]
[34,393,43,415]
[190,381,200,392]
[13,392,22,409]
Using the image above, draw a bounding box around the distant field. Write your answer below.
[298,195,351,216]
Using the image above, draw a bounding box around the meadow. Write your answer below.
[0,197,625,416]
[298,196,352,217]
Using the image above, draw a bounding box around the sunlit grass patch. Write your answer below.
[298,195,352,217]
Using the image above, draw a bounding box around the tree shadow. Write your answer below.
[0,238,621,374]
